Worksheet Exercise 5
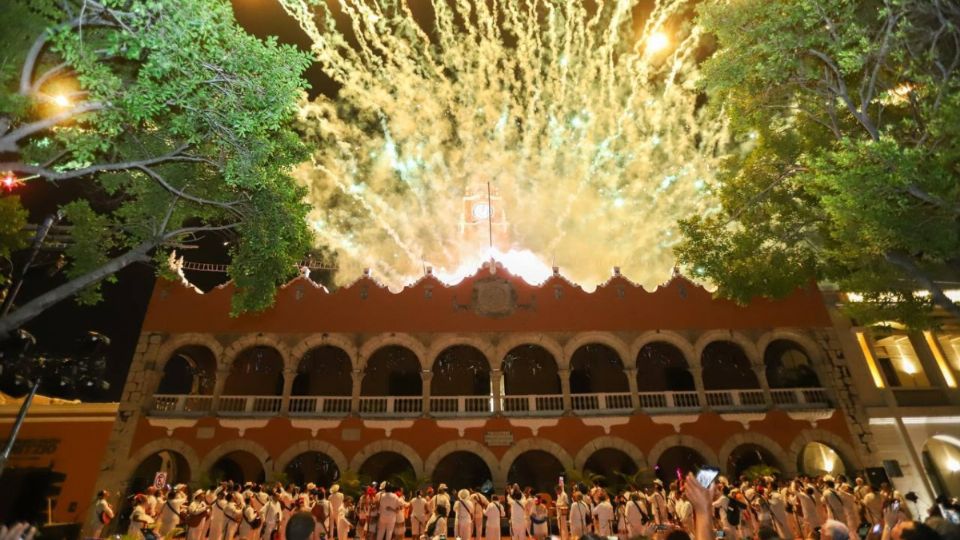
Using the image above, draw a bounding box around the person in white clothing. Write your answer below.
[471,491,488,540]
[158,485,187,537]
[837,484,861,536]
[338,497,356,540]
[454,489,475,540]
[508,490,527,540]
[89,490,115,539]
[676,495,694,533]
[554,486,570,540]
[485,495,505,540]
[224,493,245,540]
[329,485,344,539]
[530,498,549,540]
[128,495,157,539]
[262,490,283,540]
[624,492,648,538]
[377,485,402,540]
[568,492,590,539]
[410,491,429,539]
[185,490,211,540]
[208,491,229,540]
[239,494,262,540]
[591,494,614,537]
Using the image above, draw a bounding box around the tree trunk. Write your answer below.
[0,240,157,340]
[884,250,960,320]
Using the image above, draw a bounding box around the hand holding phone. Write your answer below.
[696,467,720,489]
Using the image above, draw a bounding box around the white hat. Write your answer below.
[379,481,387,490]
[306,483,317,490]
[330,485,340,494]
[653,479,663,486]
[438,483,448,491]
[823,474,835,483]
[194,489,205,498]
[458,489,470,501]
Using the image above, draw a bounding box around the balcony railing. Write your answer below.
[288,396,352,416]
[148,387,833,418]
[358,396,422,417]
[501,394,564,416]
[571,392,634,414]
[430,396,493,417]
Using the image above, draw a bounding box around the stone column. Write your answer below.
[559,368,572,413]
[280,368,296,415]
[625,368,640,411]
[490,369,503,413]
[690,367,707,411]
[752,363,774,407]
[211,367,230,412]
[351,370,363,414]
[421,371,433,417]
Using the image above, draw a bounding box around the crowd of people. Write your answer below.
[89,472,960,540]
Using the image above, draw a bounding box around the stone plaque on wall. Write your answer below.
[484,430,514,447]
[472,278,517,318]
[342,428,362,441]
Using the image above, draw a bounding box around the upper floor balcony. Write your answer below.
[143,332,838,419]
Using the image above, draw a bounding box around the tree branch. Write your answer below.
[903,184,960,215]
[0,144,197,180]
[136,166,243,211]
[807,49,880,140]
[0,101,104,153]
[884,250,960,320]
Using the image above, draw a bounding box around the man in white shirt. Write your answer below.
[377,485,402,540]
[555,486,570,540]
[625,492,648,538]
[471,491,488,540]
[591,493,614,537]
[454,489,475,540]
[410,490,429,539]
[568,492,590,539]
[185,490,210,540]
[486,495,505,540]
[330,485,345,538]
[158,485,187,537]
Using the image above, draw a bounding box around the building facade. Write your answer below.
[90,261,960,529]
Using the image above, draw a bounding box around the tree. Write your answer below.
[675,0,960,326]
[0,196,30,289]
[0,0,314,338]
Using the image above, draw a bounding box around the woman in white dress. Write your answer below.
[508,490,527,540]
[485,495,505,540]
[530,498,549,540]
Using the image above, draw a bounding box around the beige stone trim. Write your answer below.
[788,428,863,473]
[493,334,564,371]
[693,330,761,366]
[200,439,274,477]
[717,432,794,477]
[358,334,428,371]
[349,439,425,475]
[426,335,496,371]
[423,439,500,483]
[563,332,632,369]
[221,334,291,372]
[290,334,360,372]
[499,437,574,483]
[573,435,648,471]
[276,439,350,477]
[629,331,697,369]
[646,434,719,470]
[123,437,203,483]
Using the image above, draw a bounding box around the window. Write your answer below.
[873,336,930,388]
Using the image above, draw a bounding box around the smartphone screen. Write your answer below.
[696,467,720,488]
[891,500,900,512]
[715,530,726,538]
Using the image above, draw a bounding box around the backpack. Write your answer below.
[426,517,438,537]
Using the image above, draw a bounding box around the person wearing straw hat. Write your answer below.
[158,484,188,537]
[485,495,505,540]
[377,483,402,540]
[591,492,614,537]
[185,490,211,540]
[454,489,475,540]
[330,485,344,539]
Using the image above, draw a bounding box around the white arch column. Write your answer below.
[421,371,433,417]
[211,367,230,412]
[280,368,296,415]
[558,368,572,412]
[350,369,362,414]
[625,368,640,410]
[690,367,707,410]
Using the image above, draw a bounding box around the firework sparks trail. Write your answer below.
[283,0,729,289]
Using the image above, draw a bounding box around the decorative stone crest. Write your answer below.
[471,277,517,318]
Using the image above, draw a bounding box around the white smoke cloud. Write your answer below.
[282,0,728,289]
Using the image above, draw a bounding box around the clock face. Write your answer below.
[472,203,492,220]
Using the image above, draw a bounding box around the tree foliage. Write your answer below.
[0,196,30,288]
[0,0,314,336]
[676,0,960,326]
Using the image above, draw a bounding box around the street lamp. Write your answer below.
[51,94,71,108]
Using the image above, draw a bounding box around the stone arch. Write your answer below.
[424,440,501,484]
[359,334,428,371]
[574,436,648,471]
[200,439,274,477]
[427,335,496,371]
[694,330,761,366]
[153,333,224,374]
[718,433,794,477]
[350,440,425,476]
[221,334,291,372]
[494,334,564,371]
[499,437,574,485]
[756,330,826,366]
[563,332,632,369]
[291,334,359,372]
[630,331,697,369]
[276,440,349,478]
[647,434,719,471]
[123,438,202,483]
[789,429,863,474]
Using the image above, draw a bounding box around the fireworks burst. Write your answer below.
[282,0,728,289]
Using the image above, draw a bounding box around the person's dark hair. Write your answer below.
[925,517,960,540]
[899,521,942,540]
[436,505,448,518]
[825,480,835,489]
[665,530,692,540]
[97,490,108,498]
[286,511,316,540]
[757,526,780,540]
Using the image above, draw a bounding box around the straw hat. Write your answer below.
[330,485,340,494]
[458,489,470,501]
